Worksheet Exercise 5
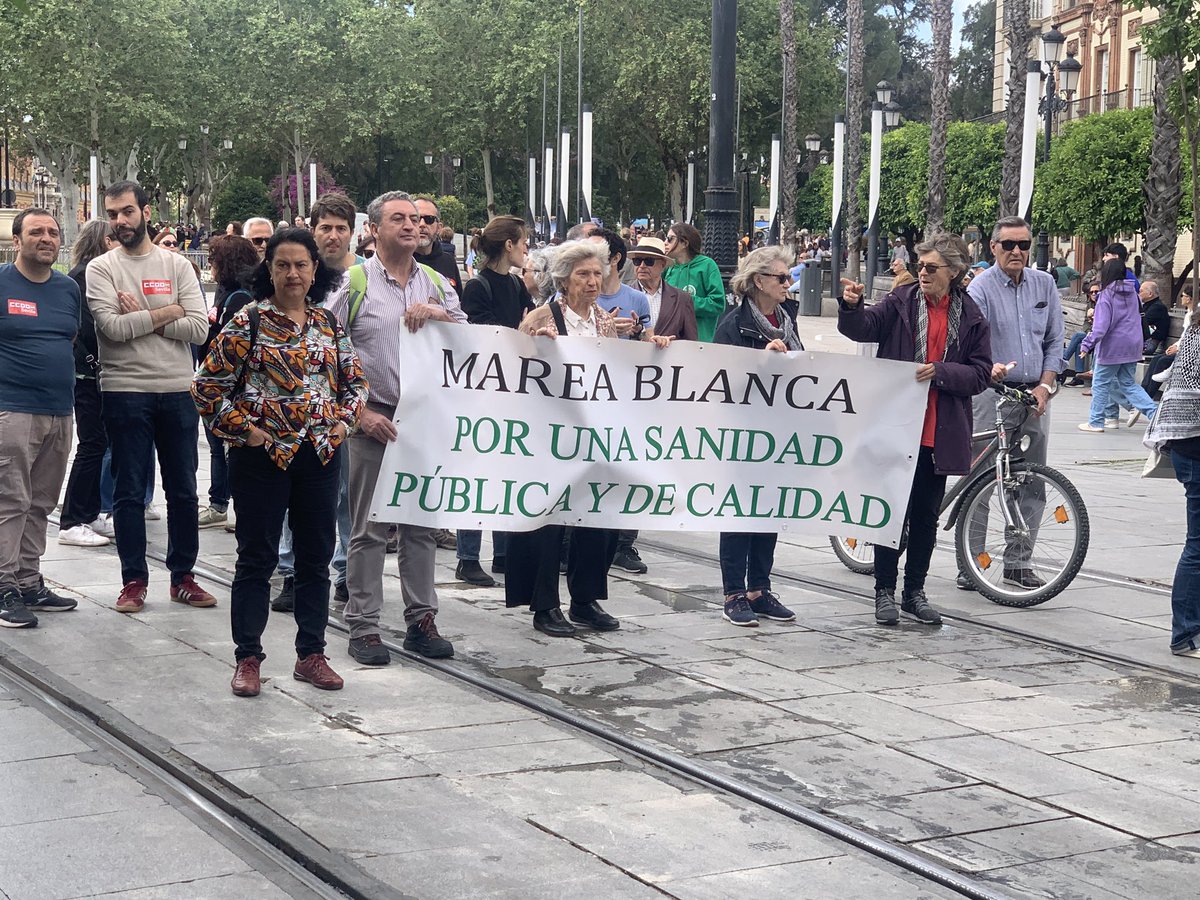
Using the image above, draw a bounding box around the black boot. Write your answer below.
[271,576,294,612]
[533,608,576,637]
[455,559,496,587]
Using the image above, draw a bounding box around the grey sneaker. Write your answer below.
[20,579,77,612]
[874,588,899,626]
[901,589,943,625]
[0,588,37,628]
[197,506,228,529]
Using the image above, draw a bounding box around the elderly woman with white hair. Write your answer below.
[839,232,992,629]
[712,247,804,629]
[506,241,621,637]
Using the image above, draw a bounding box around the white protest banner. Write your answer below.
[368,322,928,547]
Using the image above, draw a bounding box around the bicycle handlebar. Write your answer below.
[991,383,1040,409]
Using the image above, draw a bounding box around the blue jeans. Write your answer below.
[1171,451,1200,647]
[101,391,199,585]
[204,424,230,510]
[1089,362,1157,427]
[276,447,350,583]
[718,532,777,595]
[1062,332,1087,372]
[456,530,508,562]
[100,446,155,513]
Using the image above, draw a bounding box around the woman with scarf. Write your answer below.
[712,247,804,628]
[838,233,992,628]
[1144,306,1200,658]
[1077,259,1159,432]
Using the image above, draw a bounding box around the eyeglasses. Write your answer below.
[916,262,947,273]
[159,240,177,248]
[997,239,1032,252]
[250,237,270,246]
[418,215,438,225]
[632,257,660,267]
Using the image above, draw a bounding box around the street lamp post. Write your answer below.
[1034,24,1081,271]
[865,84,901,298]
[701,0,739,279]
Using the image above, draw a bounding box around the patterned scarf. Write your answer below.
[914,290,963,364]
[746,298,804,351]
[1145,321,1200,450]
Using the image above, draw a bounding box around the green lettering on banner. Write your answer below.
[820,491,853,524]
[715,485,743,517]
[859,495,891,528]
[686,483,715,516]
[389,472,418,506]
[516,482,550,517]
[548,486,572,514]
[651,484,677,516]
[445,477,471,512]
[588,482,620,513]
[812,434,843,467]
[622,484,654,515]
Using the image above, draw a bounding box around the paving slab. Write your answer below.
[913,817,1135,872]
[663,855,962,899]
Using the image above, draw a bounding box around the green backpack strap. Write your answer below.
[345,264,368,328]
[414,262,446,304]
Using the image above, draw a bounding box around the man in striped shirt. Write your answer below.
[327,191,467,666]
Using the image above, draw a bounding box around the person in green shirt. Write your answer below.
[664,222,727,342]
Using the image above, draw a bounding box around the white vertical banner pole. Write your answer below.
[543,145,555,237]
[309,161,317,208]
[768,132,781,243]
[1018,60,1042,223]
[559,129,571,225]
[580,105,593,220]
[89,150,99,220]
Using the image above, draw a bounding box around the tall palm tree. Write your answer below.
[998,0,1032,217]
[780,0,797,244]
[845,0,865,278]
[925,0,953,234]
[1142,53,1183,303]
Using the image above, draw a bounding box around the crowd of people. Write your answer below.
[3,182,1198,700]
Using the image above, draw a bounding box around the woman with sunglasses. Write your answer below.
[711,247,802,627]
[664,222,726,342]
[1061,282,1098,386]
[839,233,992,628]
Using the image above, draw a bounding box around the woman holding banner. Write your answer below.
[712,247,801,628]
[508,240,623,637]
[838,233,992,629]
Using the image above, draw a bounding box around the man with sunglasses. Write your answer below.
[961,216,1064,592]
[413,197,463,299]
[243,218,275,262]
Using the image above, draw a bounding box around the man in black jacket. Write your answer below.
[414,197,463,299]
[1140,281,1171,355]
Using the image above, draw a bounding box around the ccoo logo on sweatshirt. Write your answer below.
[142,279,173,296]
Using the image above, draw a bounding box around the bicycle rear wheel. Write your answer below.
[954,462,1088,607]
[829,535,875,575]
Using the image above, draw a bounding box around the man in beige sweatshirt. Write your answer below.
[87,180,216,614]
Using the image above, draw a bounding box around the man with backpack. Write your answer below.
[326,191,467,666]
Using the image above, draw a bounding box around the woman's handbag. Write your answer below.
[1142,445,1176,479]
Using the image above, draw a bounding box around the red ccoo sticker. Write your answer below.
[7,299,38,316]
[142,279,173,296]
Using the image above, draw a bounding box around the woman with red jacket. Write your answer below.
[838,233,993,628]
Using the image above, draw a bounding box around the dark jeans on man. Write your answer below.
[505,525,618,612]
[616,529,639,553]
[228,442,340,662]
[456,529,507,562]
[204,424,230,511]
[102,391,199,585]
[60,378,108,530]
[1144,353,1172,401]
[719,532,778,595]
[875,446,947,595]
[1170,450,1200,649]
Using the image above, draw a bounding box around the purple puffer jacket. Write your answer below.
[1081,279,1144,365]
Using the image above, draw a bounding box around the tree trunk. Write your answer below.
[845,0,865,279]
[293,128,307,220]
[1183,65,1200,306]
[481,148,496,220]
[926,0,953,234]
[1142,53,1183,304]
[24,135,81,245]
[667,166,685,223]
[998,0,1031,218]
[779,0,797,241]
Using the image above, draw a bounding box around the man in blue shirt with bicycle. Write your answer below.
[963,217,1064,591]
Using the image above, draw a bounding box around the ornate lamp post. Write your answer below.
[701,0,739,280]
[1035,23,1082,271]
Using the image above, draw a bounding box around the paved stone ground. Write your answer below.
[2,315,1195,899]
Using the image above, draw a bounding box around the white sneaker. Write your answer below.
[1152,365,1173,384]
[91,514,115,538]
[197,506,228,529]
[1078,423,1106,433]
[58,524,110,547]
[144,504,163,521]
[1126,410,1143,427]
[1104,419,1119,429]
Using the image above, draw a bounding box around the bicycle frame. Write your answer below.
[940,385,1036,532]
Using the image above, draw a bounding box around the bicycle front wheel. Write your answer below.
[829,535,875,575]
[954,462,1089,607]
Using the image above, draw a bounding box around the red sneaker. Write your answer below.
[170,575,217,608]
[116,580,147,613]
[293,654,343,691]
[231,657,261,697]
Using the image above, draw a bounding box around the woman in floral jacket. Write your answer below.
[193,227,368,698]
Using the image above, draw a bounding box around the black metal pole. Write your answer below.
[377,132,384,197]
[2,121,9,208]
[703,0,739,281]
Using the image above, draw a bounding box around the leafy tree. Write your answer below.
[435,195,468,233]
[795,163,833,231]
[951,0,996,121]
[943,122,1004,234]
[1032,108,1153,243]
[213,176,272,229]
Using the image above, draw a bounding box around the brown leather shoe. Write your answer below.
[231,657,261,697]
[293,653,344,691]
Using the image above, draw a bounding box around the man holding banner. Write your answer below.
[327,191,467,666]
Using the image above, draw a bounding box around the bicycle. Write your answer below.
[830,384,1089,607]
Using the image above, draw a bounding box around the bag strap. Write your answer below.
[549,299,568,335]
[345,264,368,328]
[415,262,446,303]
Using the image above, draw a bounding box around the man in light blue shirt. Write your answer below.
[962,216,1063,591]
